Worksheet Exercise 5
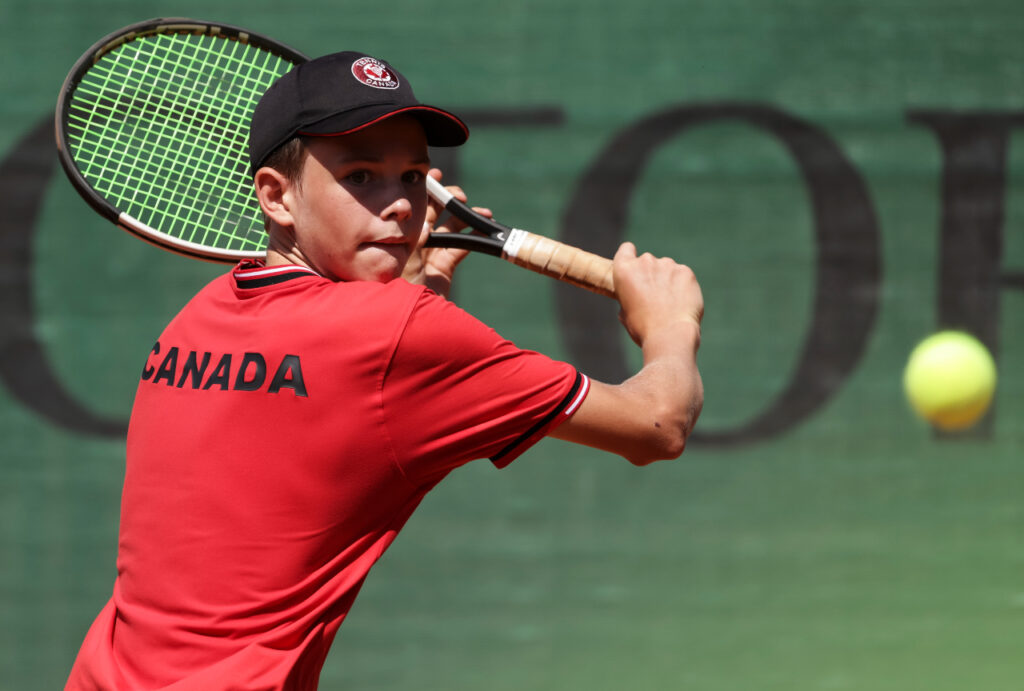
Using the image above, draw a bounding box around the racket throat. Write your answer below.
[500,228,528,260]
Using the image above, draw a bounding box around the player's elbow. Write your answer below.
[624,406,696,466]
[616,367,704,466]
[625,430,687,466]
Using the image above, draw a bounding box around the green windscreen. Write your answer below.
[64,31,297,254]
[9,4,1024,690]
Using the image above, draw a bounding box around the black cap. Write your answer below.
[249,51,469,173]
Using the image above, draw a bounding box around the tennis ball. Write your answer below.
[903,331,996,430]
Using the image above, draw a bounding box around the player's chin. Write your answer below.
[356,244,411,282]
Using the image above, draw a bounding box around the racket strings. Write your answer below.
[71,40,235,242]
[65,30,293,252]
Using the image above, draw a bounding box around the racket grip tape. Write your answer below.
[502,230,615,298]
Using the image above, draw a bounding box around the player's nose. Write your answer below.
[380,193,413,223]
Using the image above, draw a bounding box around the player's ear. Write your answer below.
[254,167,296,229]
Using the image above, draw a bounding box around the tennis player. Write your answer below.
[65,51,704,690]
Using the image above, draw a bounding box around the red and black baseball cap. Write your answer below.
[249,51,469,174]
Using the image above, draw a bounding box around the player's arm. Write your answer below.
[549,242,704,465]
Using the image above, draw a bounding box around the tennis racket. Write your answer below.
[55,17,616,297]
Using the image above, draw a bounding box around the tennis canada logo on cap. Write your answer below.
[351,57,399,89]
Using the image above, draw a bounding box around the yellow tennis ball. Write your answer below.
[903,331,996,430]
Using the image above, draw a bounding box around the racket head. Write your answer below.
[55,18,308,262]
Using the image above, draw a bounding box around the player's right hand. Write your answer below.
[612,242,704,348]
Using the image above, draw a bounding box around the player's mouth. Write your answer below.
[366,236,408,246]
[362,237,412,257]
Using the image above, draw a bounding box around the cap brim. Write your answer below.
[298,104,469,147]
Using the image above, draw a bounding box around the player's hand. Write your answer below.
[612,242,704,348]
[402,170,491,298]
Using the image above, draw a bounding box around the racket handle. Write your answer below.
[502,230,616,298]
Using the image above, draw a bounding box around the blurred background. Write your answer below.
[2,0,1023,688]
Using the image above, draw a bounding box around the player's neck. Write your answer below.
[265,245,319,276]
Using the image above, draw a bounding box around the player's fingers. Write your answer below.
[425,168,491,234]
[424,202,439,230]
[614,241,638,262]
[436,245,472,266]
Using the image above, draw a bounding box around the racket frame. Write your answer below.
[54,17,309,262]
[424,177,615,297]
[55,18,616,296]
[423,176,509,257]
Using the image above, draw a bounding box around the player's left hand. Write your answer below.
[403,170,492,298]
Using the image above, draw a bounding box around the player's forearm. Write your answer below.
[620,321,704,463]
[552,320,703,465]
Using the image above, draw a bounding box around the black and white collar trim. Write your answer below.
[233,261,320,289]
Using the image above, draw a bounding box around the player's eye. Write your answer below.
[402,170,425,185]
[345,170,371,185]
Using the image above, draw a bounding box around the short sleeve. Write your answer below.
[382,290,589,484]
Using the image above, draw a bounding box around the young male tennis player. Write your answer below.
[65,51,704,690]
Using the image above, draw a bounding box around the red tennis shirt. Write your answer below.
[66,262,588,690]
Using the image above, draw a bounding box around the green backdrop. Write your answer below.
[2,1,1023,689]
